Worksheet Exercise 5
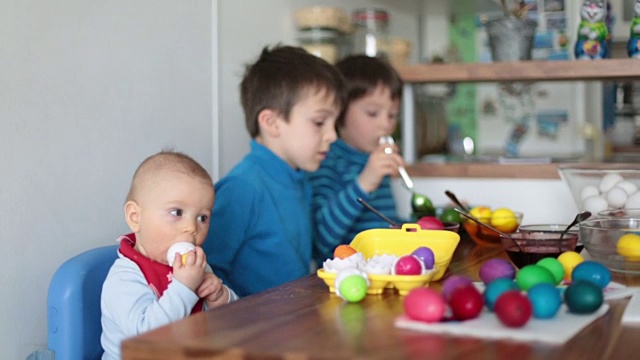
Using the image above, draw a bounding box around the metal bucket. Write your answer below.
[486,18,537,62]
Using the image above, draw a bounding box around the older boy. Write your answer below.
[203,45,345,296]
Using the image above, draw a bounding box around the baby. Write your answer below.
[100,150,238,360]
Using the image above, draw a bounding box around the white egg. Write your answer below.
[616,180,638,195]
[606,186,628,209]
[583,195,609,214]
[599,173,624,193]
[580,185,600,200]
[625,192,640,209]
[166,242,195,266]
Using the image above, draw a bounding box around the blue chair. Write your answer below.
[47,245,118,360]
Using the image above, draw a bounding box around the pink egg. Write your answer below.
[393,255,424,275]
[416,216,445,230]
[479,258,516,285]
[403,288,446,323]
[441,274,473,301]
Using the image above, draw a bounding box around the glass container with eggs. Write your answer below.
[316,223,460,296]
[558,164,640,214]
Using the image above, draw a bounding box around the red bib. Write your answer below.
[118,233,204,314]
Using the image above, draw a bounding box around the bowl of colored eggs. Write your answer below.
[462,207,524,246]
[316,223,460,298]
[578,217,640,274]
[499,229,580,269]
[557,164,640,214]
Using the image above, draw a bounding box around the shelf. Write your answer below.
[406,162,561,179]
[396,58,640,84]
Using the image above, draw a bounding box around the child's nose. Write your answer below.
[184,219,198,234]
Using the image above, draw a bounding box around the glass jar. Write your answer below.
[298,28,339,64]
[351,8,389,58]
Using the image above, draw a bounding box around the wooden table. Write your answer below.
[122,237,640,360]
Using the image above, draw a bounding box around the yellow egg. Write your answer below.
[469,206,492,223]
[557,251,584,281]
[490,208,518,233]
[617,233,640,261]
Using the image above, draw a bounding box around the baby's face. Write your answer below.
[339,84,400,153]
[133,171,214,264]
[275,88,339,171]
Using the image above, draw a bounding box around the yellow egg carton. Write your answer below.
[317,223,460,295]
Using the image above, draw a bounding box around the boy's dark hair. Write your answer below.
[335,55,403,128]
[240,45,346,138]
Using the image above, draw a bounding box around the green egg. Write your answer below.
[515,264,556,291]
[338,275,368,303]
[536,257,565,285]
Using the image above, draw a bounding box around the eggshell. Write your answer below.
[582,195,608,214]
[166,242,195,266]
[606,186,628,209]
[598,173,624,193]
[625,192,640,209]
[580,185,600,201]
[616,180,638,196]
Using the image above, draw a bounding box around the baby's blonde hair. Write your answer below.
[126,150,213,202]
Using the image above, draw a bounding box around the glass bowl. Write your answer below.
[500,231,579,269]
[463,212,523,246]
[579,218,640,274]
[518,224,583,253]
[597,209,640,218]
[557,164,640,213]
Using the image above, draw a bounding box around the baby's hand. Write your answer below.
[171,246,207,291]
[198,272,229,309]
[358,143,404,193]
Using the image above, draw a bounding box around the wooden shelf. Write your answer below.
[406,162,561,179]
[396,58,640,83]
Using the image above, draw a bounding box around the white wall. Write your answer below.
[1,0,215,358]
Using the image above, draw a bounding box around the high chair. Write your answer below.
[47,245,118,360]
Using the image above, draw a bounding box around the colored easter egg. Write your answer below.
[449,285,484,321]
[557,251,584,281]
[536,257,565,285]
[571,261,611,289]
[337,275,368,303]
[515,265,556,291]
[564,280,603,314]
[411,246,435,270]
[527,283,562,319]
[479,258,516,285]
[393,255,425,275]
[484,278,519,311]
[494,290,532,328]
[441,275,473,301]
[334,245,357,259]
[403,288,446,323]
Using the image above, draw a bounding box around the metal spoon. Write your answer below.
[357,197,399,228]
[453,208,524,252]
[559,211,591,241]
[379,136,414,191]
[445,190,470,213]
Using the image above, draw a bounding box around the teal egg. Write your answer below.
[564,280,603,314]
[527,283,562,319]
[484,278,519,311]
[571,261,611,289]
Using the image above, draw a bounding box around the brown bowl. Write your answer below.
[500,231,579,269]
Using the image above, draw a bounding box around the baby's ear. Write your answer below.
[124,200,141,232]
[257,109,281,137]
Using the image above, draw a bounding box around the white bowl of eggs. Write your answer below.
[558,164,640,214]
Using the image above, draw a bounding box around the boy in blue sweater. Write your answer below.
[203,45,345,297]
[309,55,405,265]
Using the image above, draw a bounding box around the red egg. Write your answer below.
[403,288,446,323]
[494,290,532,328]
[394,255,424,275]
[417,216,445,230]
[449,285,484,321]
[441,275,473,301]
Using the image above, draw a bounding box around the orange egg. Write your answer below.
[334,245,357,259]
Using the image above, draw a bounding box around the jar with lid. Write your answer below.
[298,28,339,64]
[351,8,389,58]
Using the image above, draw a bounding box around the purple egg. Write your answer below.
[479,258,516,285]
[441,275,473,301]
[411,246,435,270]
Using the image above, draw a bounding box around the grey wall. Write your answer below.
[1,0,215,357]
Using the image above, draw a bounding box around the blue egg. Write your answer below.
[484,278,519,311]
[571,261,611,289]
[527,283,562,319]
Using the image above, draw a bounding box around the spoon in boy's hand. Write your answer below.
[379,135,414,191]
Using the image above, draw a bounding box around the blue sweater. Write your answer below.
[204,140,313,297]
[309,139,399,265]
